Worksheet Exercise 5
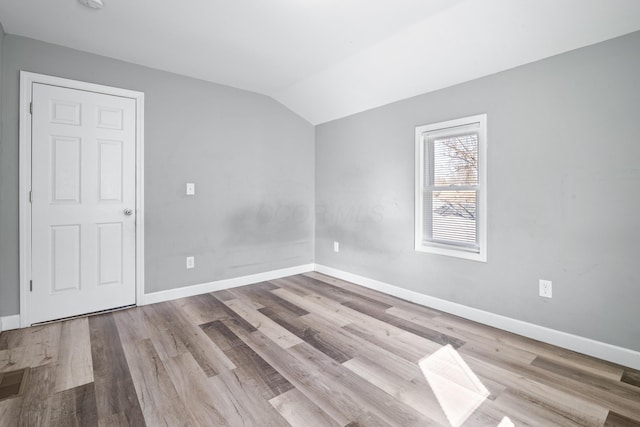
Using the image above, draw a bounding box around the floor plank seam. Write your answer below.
[1,273,638,426]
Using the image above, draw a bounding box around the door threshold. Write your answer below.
[31,304,136,326]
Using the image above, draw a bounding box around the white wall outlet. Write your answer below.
[539,279,552,298]
[186,256,195,269]
[186,182,195,195]
[333,241,340,253]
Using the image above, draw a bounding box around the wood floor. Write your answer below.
[1,272,639,426]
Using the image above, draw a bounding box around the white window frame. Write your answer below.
[415,114,487,262]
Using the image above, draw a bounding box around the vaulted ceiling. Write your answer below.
[1,0,640,124]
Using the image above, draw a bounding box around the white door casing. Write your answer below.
[19,72,145,326]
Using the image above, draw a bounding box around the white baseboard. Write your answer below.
[313,264,640,370]
[143,264,315,305]
[7,260,638,370]
[0,315,21,332]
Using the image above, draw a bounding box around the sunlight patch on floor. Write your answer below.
[419,344,490,427]
[498,416,515,427]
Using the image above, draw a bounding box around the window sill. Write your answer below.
[415,243,486,262]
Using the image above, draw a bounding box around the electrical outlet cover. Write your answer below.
[539,279,552,298]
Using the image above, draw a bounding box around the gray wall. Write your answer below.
[0,35,314,317]
[315,31,640,351]
[1,27,637,353]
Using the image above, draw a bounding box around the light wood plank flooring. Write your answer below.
[1,272,639,426]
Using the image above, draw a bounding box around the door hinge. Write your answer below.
[30,280,33,292]
[29,190,32,203]
[30,102,33,114]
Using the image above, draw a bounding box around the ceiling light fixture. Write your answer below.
[79,0,104,9]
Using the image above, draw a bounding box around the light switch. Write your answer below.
[186,182,195,195]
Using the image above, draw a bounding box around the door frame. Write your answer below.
[19,71,145,327]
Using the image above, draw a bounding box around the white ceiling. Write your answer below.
[1,0,640,124]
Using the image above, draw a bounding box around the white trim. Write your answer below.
[143,264,315,305]
[313,264,640,370]
[414,114,487,262]
[19,71,145,327]
[0,315,22,332]
[134,94,146,308]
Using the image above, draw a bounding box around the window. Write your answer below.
[415,114,487,262]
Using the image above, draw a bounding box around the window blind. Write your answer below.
[424,131,479,249]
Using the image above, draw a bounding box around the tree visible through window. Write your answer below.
[430,133,478,246]
[415,115,487,261]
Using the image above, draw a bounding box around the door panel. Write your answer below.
[51,136,82,204]
[97,222,123,286]
[51,225,81,292]
[50,99,81,125]
[98,140,123,202]
[30,83,137,324]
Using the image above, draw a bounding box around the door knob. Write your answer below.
[124,208,134,216]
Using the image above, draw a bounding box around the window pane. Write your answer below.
[429,133,478,186]
[424,190,477,247]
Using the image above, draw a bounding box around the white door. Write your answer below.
[30,83,137,324]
